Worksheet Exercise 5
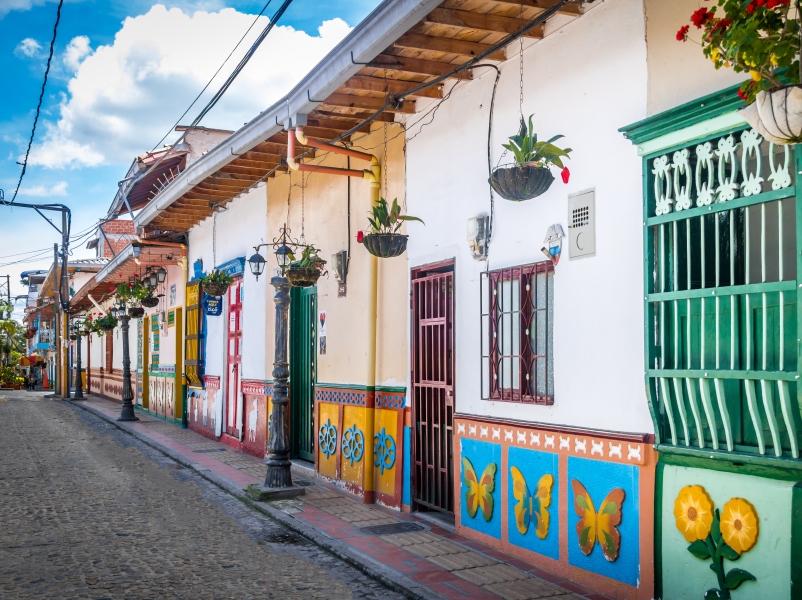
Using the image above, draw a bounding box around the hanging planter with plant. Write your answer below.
[677,0,802,144]
[359,197,424,259]
[23,327,36,339]
[489,115,572,201]
[116,278,162,309]
[95,314,118,332]
[286,245,327,287]
[201,269,234,297]
[128,306,145,318]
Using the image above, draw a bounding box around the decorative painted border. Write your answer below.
[376,392,405,409]
[316,388,367,406]
[455,417,650,466]
[242,379,268,395]
[203,375,220,390]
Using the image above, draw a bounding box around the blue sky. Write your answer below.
[0,0,381,315]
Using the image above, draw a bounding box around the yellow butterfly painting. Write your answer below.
[571,479,625,562]
[462,457,496,522]
[510,467,554,539]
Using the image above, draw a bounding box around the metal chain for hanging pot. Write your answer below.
[383,68,389,199]
[300,171,305,244]
[519,3,525,118]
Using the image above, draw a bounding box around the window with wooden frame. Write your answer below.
[185,281,204,386]
[481,261,554,404]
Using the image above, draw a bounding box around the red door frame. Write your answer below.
[225,277,243,438]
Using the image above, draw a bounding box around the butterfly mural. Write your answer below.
[571,479,625,562]
[462,457,496,522]
[510,467,554,539]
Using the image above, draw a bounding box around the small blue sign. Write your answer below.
[202,294,223,316]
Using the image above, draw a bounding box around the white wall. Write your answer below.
[187,184,268,389]
[405,0,653,434]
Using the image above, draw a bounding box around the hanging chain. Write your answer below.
[300,171,306,243]
[383,68,389,199]
[212,212,217,267]
[519,3,524,118]
[286,170,292,227]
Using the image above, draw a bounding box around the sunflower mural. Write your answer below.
[673,485,759,599]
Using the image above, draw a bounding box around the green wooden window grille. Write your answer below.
[644,124,800,459]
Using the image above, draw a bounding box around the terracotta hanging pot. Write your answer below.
[739,85,802,145]
[489,163,555,201]
[203,282,229,298]
[140,297,159,308]
[363,233,408,258]
[286,266,322,288]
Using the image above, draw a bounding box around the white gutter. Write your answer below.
[134,0,442,230]
[95,244,134,283]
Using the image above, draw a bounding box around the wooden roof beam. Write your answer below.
[425,8,545,38]
[320,93,416,114]
[482,0,582,17]
[392,33,507,61]
[366,54,472,79]
[341,75,443,99]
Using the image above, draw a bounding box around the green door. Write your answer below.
[290,285,316,461]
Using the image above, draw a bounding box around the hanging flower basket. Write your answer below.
[363,233,408,258]
[128,306,145,318]
[140,297,159,308]
[489,163,556,201]
[203,282,229,298]
[69,334,77,341]
[286,266,322,288]
[23,327,36,339]
[739,86,802,145]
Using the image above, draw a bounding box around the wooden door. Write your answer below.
[225,278,243,438]
[411,261,455,513]
[290,285,316,461]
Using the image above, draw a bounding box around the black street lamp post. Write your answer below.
[247,227,305,498]
[112,300,138,422]
[70,317,86,400]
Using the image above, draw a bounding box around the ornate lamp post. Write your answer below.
[111,298,138,422]
[69,316,87,399]
[247,226,304,497]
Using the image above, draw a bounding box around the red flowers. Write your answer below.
[738,89,747,101]
[676,25,690,41]
[561,167,570,184]
[356,231,364,243]
[746,2,756,12]
[766,0,790,7]
[712,18,732,32]
[691,7,713,28]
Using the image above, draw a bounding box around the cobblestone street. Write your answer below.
[0,391,402,599]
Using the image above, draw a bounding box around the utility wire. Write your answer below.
[148,0,275,153]
[10,0,64,204]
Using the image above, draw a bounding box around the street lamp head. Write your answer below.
[148,271,158,288]
[275,244,293,270]
[132,243,142,258]
[248,252,266,280]
[156,267,167,284]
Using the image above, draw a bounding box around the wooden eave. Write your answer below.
[142,0,582,234]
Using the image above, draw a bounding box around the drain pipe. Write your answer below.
[287,125,380,503]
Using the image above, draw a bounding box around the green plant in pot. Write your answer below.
[360,197,424,258]
[489,115,572,201]
[286,244,327,288]
[93,313,118,332]
[201,269,234,297]
[677,0,802,143]
[117,278,161,308]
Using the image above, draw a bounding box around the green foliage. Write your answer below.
[688,539,712,559]
[116,278,160,302]
[367,197,424,234]
[0,366,21,385]
[87,314,118,333]
[289,245,327,270]
[678,0,799,103]
[201,269,234,286]
[501,115,572,168]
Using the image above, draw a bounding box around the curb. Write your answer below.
[66,398,441,600]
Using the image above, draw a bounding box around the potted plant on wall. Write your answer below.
[677,0,802,143]
[360,197,424,258]
[489,115,572,201]
[201,269,233,297]
[286,244,327,287]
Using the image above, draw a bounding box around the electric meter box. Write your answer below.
[568,188,596,260]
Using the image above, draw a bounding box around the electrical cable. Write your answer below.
[148,0,275,153]
[10,0,65,204]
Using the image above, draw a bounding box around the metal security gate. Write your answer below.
[290,286,316,462]
[411,261,455,513]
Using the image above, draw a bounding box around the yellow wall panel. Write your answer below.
[341,406,367,487]
[317,402,339,479]
[373,408,399,497]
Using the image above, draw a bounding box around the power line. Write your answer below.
[10,0,65,204]
[148,0,275,153]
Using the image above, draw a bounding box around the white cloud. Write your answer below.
[27,5,353,169]
[63,36,91,71]
[17,181,69,197]
[15,38,42,58]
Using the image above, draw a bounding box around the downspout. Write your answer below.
[179,253,188,428]
[287,126,381,503]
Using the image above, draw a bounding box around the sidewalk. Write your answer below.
[69,396,610,600]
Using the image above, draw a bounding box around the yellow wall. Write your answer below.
[264,123,409,387]
[645,0,745,115]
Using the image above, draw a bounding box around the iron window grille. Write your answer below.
[481,261,554,404]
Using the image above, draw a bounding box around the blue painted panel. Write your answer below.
[507,447,559,560]
[215,257,245,277]
[459,438,501,540]
[402,426,411,506]
[567,457,639,586]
